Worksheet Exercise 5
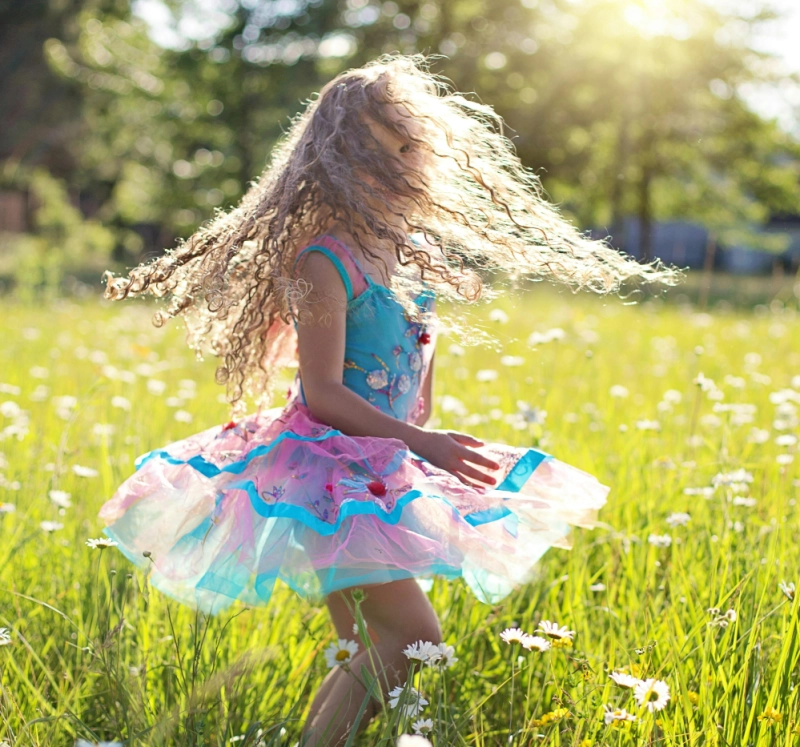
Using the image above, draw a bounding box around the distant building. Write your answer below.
[595,217,800,274]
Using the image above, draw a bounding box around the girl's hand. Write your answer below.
[409,429,501,487]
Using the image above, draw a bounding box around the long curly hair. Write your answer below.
[104,54,679,414]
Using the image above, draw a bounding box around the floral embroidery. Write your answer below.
[261,484,285,503]
[367,369,389,389]
[408,352,422,372]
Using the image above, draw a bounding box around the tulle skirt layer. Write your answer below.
[100,401,609,614]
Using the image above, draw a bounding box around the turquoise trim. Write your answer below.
[497,449,549,492]
[294,245,354,301]
[130,437,550,537]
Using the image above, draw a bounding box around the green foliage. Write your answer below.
[34,0,800,266]
[1,286,799,744]
[7,169,114,301]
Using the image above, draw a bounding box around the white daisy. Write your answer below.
[397,736,433,747]
[536,620,575,641]
[323,639,358,669]
[648,533,672,548]
[500,627,529,645]
[0,628,11,646]
[403,640,441,664]
[434,642,458,668]
[665,512,691,528]
[779,581,796,601]
[48,490,72,508]
[521,635,551,652]
[603,705,637,725]
[40,521,64,533]
[388,685,428,718]
[72,465,99,478]
[609,671,641,689]
[633,678,671,712]
[411,717,434,735]
[0,502,16,514]
[86,537,119,550]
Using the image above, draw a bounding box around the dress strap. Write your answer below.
[294,236,370,299]
[293,244,355,302]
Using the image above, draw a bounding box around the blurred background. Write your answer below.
[1,0,800,303]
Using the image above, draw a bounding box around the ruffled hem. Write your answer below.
[100,402,608,614]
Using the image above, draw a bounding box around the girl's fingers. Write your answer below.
[456,462,497,486]
[449,432,484,447]
[458,446,500,471]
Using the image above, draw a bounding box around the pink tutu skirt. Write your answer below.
[100,401,608,614]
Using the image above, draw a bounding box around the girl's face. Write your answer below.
[362,104,431,215]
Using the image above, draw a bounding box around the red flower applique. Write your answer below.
[325,483,334,493]
[221,420,237,432]
[418,332,431,345]
[366,480,387,497]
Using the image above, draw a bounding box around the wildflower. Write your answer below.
[402,640,440,664]
[609,671,641,688]
[589,582,606,592]
[779,581,796,601]
[536,620,575,646]
[776,454,794,466]
[748,428,770,444]
[0,628,11,646]
[72,465,99,478]
[40,521,64,533]
[111,396,131,410]
[521,635,551,652]
[647,533,672,548]
[397,736,432,747]
[635,419,661,431]
[48,490,72,508]
[388,685,428,718]
[489,309,509,324]
[476,369,498,382]
[174,410,193,423]
[411,718,433,735]
[500,355,524,367]
[323,639,358,669]
[693,372,715,391]
[712,469,753,487]
[0,502,16,513]
[92,423,116,437]
[531,707,569,727]
[528,328,565,346]
[683,486,714,498]
[757,707,782,723]
[609,385,629,398]
[687,691,699,705]
[500,627,529,645]
[146,379,167,395]
[86,537,119,550]
[634,678,671,712]
[665,512,691,528]
[603,705,637,725]
[434,642,458,668]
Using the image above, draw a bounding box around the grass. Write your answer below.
[0,283,798,746]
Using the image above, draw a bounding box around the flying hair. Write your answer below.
[103,54,680,415]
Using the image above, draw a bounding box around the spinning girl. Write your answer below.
[100,55,673,745]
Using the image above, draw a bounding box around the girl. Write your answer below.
[99,55,676,745]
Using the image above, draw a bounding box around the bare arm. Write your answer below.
[295,252,498,485]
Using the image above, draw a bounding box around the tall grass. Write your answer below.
[0,287,798,746]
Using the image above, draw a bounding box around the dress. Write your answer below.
[99,235,609,614]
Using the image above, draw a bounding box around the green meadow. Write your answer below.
[1,281,799,746]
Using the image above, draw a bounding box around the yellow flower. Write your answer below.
[551,637,573,649]
[757,707,782,723]
[531,708,570,727]
[580,740,593,747]
[687,691,699,705]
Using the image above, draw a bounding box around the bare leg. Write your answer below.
[302,579,442,747]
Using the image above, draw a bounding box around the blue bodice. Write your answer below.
[293,235,436,423]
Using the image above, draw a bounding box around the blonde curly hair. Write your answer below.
[104,54,679,414]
